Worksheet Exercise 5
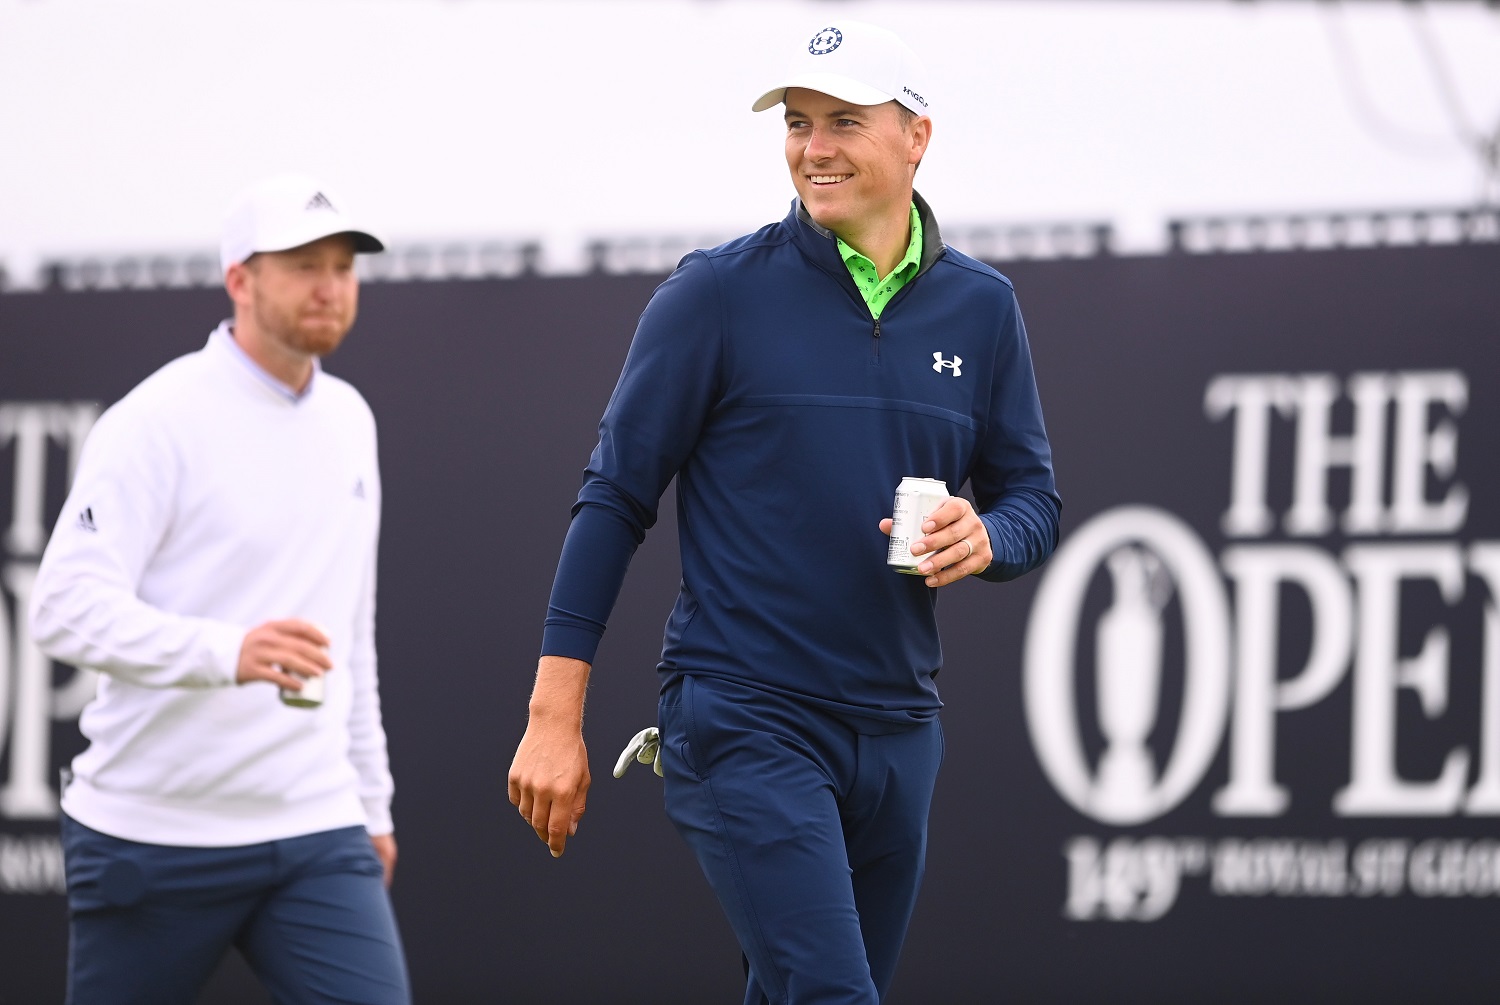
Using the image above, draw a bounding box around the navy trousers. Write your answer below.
[659,674,944,1005]
[60,815,410,1005]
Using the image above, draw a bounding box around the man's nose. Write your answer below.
[311,269,340,298]
[804,125,836,161]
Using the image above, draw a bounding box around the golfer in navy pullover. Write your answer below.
[511,21,1060,1004]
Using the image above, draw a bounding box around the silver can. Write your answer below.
[279,624,330,708]
[279,669,325,708]
[887,477,950,575]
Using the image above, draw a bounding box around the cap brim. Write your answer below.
[751,72,897,112]
[257,225,385,257]
[347,231,385,254]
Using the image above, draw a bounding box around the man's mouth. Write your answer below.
[808,174,852,186]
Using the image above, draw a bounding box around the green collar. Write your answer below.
[836,203,923,320]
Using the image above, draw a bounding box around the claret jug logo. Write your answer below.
[0,402,100,894]
[1022,371,1500,920]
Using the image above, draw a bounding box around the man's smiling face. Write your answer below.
[783,87,929,240]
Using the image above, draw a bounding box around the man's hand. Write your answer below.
[508,656,592,859]
[236,619,332,690]
[880,496,992,588]
[370,833,397,888]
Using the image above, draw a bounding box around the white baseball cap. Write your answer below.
[220,173,384,272]
[751,21,931,117]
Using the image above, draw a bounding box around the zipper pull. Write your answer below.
[873,318,882,339]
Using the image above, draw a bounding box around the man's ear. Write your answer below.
[908,115,933,168]
[224,261,251,307]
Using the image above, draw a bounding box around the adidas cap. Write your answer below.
[220,174,384,272]
[751,21,931,117]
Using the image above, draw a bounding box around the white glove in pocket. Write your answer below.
[613,726,664,778]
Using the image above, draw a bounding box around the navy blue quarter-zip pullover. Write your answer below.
[542,194,1060,722]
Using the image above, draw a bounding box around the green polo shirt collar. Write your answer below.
[837,203,923,320]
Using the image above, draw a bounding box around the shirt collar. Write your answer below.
[213,321,318,403]
[836,202,924,282]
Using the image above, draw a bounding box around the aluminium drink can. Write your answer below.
[279,624,330,709]
[887,477,950,575]
[279,669,325,708]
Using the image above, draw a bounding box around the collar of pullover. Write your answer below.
[211,321,319,403]
[790,189,947,290]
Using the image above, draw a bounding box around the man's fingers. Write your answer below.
[526,802,550,844]
[912,524,977,561]
[546,805,570,858]
[250,641,332,684]
[911,500,972,554]
[249,621,332,659]
[923,546,980,585]
[272,618,332,647]
[547,793,588,858]
[524,789,561,850]
[257,659,318,690]
[512,781,586,856]
[906,501,993,587]
[269,639,333,674]
[242,633,332,683]
[923,533,993,586]
[924,550,979,587]
[508,711,590,858]
[878,517,894,536]
[269,664,308,690]
[517,792,535,825]
[239,659,308,690]
[920,497,969,533]
[237,620,337,687]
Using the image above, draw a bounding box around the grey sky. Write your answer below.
[2,0,1497,282]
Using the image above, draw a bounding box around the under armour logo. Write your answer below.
[933,352,963,376]
[77,506,98,532]
[306,192,335,212]
[809,27,842,55]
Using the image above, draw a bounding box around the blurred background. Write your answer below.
[3,2,1500,1003]
[2,0,1497,283]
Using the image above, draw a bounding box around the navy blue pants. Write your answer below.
[60,815,410,1005]
[659,674,943,1005]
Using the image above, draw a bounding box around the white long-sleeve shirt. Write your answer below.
[30,323,394,846]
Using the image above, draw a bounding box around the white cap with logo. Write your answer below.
[220,174,384,273]
[751,21,930,117]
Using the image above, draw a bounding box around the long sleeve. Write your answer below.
[344,458,394,835]
[969,293,1062,582]
[29,402,244,687]
[540,253,726,662]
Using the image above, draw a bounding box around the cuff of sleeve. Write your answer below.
[541,624,604,664]
[974,512,1013,583]
[201,619,248,687]
[363,798,394,836]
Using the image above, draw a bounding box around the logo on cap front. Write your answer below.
[809,27,842,55]
[305,192,335,212]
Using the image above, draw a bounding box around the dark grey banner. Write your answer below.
[2,242,1498,1003]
